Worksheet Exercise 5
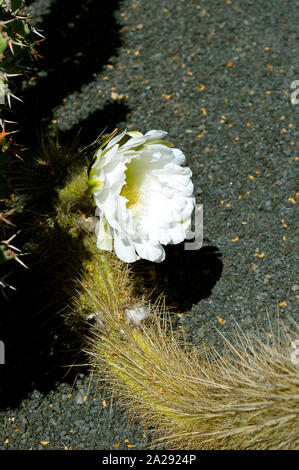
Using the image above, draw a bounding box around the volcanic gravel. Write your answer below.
[0,0,298,450]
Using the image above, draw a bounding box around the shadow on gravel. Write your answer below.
[0,0,126,409]
[59,101,130,150]
[0,232,90,410]
[134,244,223,312]
[0,137,92,409]
[11,0,123,147]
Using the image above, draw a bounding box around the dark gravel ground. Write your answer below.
[0,0,298,450]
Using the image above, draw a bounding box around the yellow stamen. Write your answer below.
[120,183,139,208]
[120,162,142,208]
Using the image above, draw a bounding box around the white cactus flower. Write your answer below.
[88,129,195,263]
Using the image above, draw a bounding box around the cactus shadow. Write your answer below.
[0,220,93,409]
[0,0,129,409]
[0,124,110,410]
[10,0,123,146]
[134,243,223,312]
[59,100,130,150]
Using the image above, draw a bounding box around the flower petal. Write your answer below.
[127,130,144,138]
[113,230,138,263]
[144,129,168,141]
[95,217,113,251]
[105,128,127,149]
[172,148,186,165]
[133,237,165,262]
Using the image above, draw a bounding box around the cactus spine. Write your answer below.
[0,0,42,294]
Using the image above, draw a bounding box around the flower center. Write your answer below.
[120,182,139,208]
[120,159,143,209]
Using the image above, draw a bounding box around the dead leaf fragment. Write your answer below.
[111,91,124,100]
